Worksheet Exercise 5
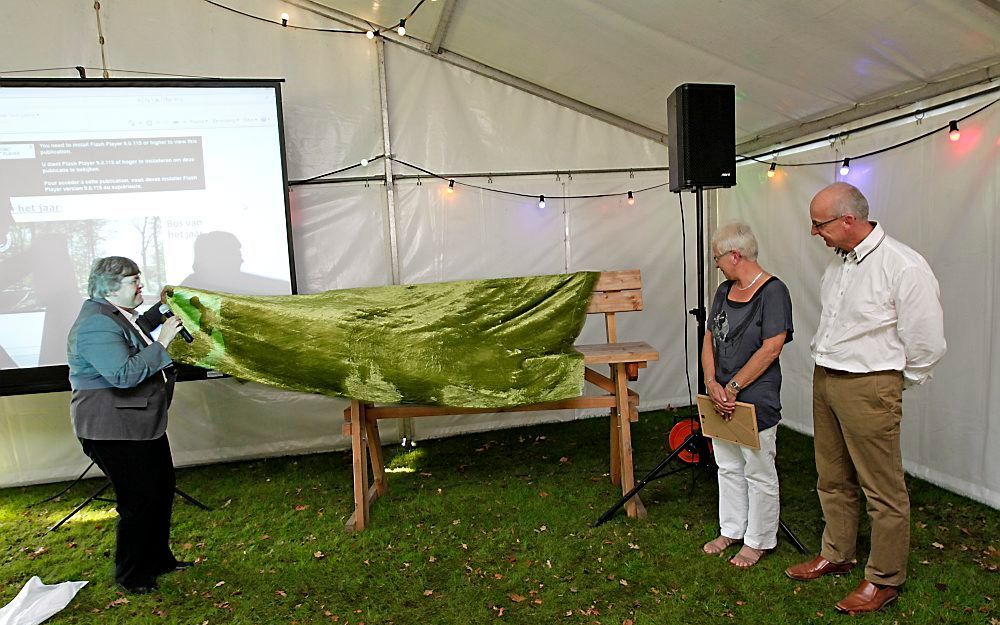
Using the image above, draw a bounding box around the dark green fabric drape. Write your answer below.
[166,272,599,408]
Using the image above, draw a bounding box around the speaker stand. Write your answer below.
[691,186,708,392]
[29,461,211,532]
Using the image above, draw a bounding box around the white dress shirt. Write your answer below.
[811,222,946,386]
[111,302,169,382]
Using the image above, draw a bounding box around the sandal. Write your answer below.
[703,535,741,555]
[729,545,768,569]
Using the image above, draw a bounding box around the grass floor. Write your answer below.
[1,409,997,624]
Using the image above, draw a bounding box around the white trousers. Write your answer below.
[714,426,779,550]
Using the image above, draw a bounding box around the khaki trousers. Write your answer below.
[812,365,908,587]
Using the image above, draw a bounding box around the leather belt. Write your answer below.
[821,366,852,376]
[820,366,898,377]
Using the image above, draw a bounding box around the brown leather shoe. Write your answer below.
[835,579,898,615]
[785,555,855,580]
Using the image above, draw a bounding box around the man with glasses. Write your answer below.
[785,182,946,615]
[67,256,190,594]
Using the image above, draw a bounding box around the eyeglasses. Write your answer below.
[712,250,734,262]
[119,274,142,285]
[811,215,845,230]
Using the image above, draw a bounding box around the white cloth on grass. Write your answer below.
[0,577,88,625]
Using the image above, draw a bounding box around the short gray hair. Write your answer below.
[711,222,759,262]
[88,256,140,299]
[829,182,870,220]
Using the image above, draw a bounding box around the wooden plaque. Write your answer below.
[696,394,760,450]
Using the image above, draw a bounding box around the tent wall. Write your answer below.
[2,1,995,511]
[0,0,690,488]
[719,94,1000,508]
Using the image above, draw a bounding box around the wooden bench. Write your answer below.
[341,270,659,531]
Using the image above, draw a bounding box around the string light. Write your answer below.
[767,162,777,178]
[291,155,673,201]
[447,179,455,194]
[626,191,635,205]
[840,157,850,176]
[205,1,434,35]
[740,99,998,169]
[948,120,960,142]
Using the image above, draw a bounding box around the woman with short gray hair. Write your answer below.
[701,222,793,569]
[88,255,141,299]
[67,256,190,594]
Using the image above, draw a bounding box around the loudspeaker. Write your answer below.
[666,83,736,193]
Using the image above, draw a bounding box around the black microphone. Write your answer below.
[159,304,194,343]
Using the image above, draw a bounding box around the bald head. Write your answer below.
[809,182,874,251]
[810,182,869,221]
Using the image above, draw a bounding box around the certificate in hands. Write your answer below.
[696,394,760,449]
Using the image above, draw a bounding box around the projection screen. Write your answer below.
[0,79,295,394]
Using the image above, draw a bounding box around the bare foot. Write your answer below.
[703,535,740,555]
[730,545,767,569]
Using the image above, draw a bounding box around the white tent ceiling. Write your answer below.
[283,0,1000,151]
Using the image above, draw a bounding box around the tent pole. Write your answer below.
[375,36,401,286]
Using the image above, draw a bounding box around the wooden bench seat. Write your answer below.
[342,270,659,531]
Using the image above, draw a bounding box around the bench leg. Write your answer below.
[365,411,387,496]
[613,363,646,519]
[347,400,370,532]
[609,406,622,487]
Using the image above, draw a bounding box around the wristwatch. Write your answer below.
[727,379,742,393]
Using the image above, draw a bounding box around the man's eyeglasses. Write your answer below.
[712,250,734,262]
[119,275,142,285]
[811,215,845,230]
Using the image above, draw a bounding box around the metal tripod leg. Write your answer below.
[47,483,210,532]
[594,431,700,526]
[49,481,113,532]
[29,461,97,508]
[174,487,211,510]
[594,428,812,554]
[779,518,809,554]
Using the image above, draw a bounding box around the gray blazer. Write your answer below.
[67,298,176,440]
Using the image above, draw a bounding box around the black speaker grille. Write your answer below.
[667,83,736,193]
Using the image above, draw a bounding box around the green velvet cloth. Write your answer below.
[165,272,599,408]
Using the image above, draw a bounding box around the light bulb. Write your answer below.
[948,120,960,142]
[767,162,776,178]
[366,30,375,39]
[360,159,369,167]
[447,179,455,194]
[626,191,635,205]
[280,12,289,26]
[538,195,545,209]
[397,19,406,36]
[840,157,850,176]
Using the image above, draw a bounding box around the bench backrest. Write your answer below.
[586,270,643,343]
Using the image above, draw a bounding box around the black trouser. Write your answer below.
[79,434,178,588]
